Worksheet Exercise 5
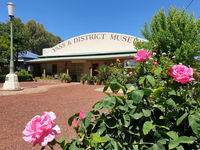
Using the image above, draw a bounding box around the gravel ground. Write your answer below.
[0,82,105,150]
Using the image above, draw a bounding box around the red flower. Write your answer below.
[153,61,158,65]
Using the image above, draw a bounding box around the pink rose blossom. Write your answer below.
[169,64,195,84]
[72,118,79,128]
[79,111,86,120]
[134,49,153,62]
[22,112,61,146]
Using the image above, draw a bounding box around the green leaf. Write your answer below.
[143,121,155,135]
[188,113,200,138]
[150,143,165,150]
[131,112,143,120]
[69,142,79,150]
[142,109,151,117]
[167,131,178,140]
[166,98,176,108]
[146,75,155,86]
[176,145,184,150]
[57,137,66,144]
[93,101,104,110]
[154,67,162,76]
[123,114,130,127]
[107,82,126,94]
[103,96,116,112]
[178,136,196,144]
[176,112,188,126]
[84,112,92,128]
[126,100,135,109]
[89,133,110,147]
[143,88,153,96]
[156,125,169,130]
[96,123,106,135]
[158,138,168,145]
[130,90,144,104]
[57,137,66,148]
[139,76,145,85]
[168,139,180,149]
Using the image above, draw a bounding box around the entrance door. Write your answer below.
[68,63,84,81]
[52,64,57,74]
[92,63,99,76]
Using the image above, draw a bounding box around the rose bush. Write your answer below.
[23,50,200,149]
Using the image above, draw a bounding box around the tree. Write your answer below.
[0,18,62,73]
[135,7,200,67]
[0,36,9,73]
[26,20,62,55]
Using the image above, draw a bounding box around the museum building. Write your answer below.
[28,32,145,81]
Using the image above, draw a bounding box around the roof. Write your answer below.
[27,51,136,63]
[18,51,39,59]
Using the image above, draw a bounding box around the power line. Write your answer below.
[186,0,194,9]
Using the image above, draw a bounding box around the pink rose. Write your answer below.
[134,49,153,62]
[79,111,86,120]
[72,118,79,128]
[169,64,195,84]
[23,112,61,146]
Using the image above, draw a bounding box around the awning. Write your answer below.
[27,53,135,63]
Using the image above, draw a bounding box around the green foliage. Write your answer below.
[0,36,9,73]
[57,54,199,149]
[86,76,97,85]
[96,62,135,85]
[59,73,71,82]
[25,20,62,55]
[95,65,111,84]
[135,7,200,67]
[33,76,40,81]
[15,69,33,81]
[0,18,62,74]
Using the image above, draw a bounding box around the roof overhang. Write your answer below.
[27,51,136,63]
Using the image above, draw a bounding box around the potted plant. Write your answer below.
[80,74,89,84]
[60,73,71,83]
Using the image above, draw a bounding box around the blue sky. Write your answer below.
[0,0,199,40]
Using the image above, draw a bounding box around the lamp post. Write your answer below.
[3,2,20,90]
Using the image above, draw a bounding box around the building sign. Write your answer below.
[124,60,136,68]
[43,32,146,56]
[51,33,143,52]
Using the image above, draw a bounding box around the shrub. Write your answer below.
[33,76,40,82]
[86,76,97,85]
[15,70,33,81]
[23,50,200,149]
[0,75,5,83]
[80,74,89,84]
[59,73,71,83]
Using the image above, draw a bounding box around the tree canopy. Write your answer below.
[0,18,62,73]
[134,7,200,67]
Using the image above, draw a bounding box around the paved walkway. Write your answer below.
[0,82,105,150]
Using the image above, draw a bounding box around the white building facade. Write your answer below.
[28,32,145,81]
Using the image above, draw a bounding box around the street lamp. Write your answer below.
[3,2,20,90]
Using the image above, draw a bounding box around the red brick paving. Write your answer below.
[0,82,105,150]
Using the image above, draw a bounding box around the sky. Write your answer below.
[0,0,199,40]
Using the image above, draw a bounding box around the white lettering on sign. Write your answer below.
[51,33,141,52]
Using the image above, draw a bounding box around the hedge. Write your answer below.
[0,75,33,83]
